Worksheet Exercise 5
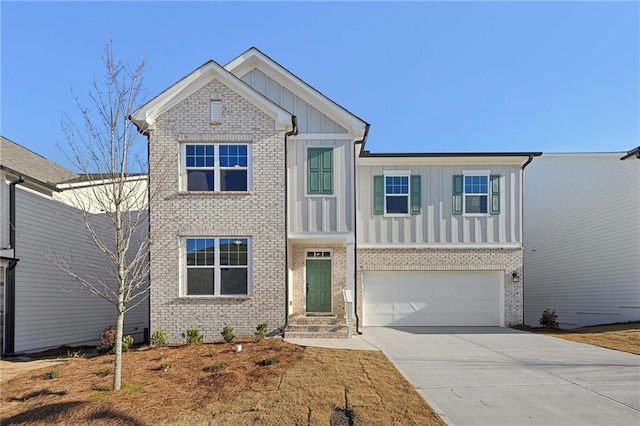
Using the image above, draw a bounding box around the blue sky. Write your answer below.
[1,1,638,169]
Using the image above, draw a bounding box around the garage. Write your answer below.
[363,271,503,326]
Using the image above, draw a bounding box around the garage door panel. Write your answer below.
[364,271,501,326]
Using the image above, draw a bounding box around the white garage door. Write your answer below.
[363,271,502,326]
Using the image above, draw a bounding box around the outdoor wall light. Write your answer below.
[512,272,520,282]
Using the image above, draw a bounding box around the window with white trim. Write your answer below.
[184,144,249,191]
[385,175,410,214]
[464,173,489,214]
[185,237,250,296]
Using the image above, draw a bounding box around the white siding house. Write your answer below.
[523,149,640,328]
[1,136,149,354]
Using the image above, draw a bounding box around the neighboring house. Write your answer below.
[523,148,640,329]
[0,136,148,354]
[130,47,540,341]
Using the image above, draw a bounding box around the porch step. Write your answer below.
[284,330,348,339]
[285,324,347,333]
[288,315,339,325]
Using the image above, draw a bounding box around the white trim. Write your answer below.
[383,169,412,176]
[462,171,490,216]
[181,142,252,192]
[292,133,354,140]
[383,172,411,215]
[56,175,148,190]
[359,156,529,167]
[357,243,523,249]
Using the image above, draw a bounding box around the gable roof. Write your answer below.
[225,47,369,140]
[130,59,293,133]
[0,136,77,187]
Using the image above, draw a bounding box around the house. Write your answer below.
[523,148,640,329]
[130,47,540,341]
[0,136,149,355]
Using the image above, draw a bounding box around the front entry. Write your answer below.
[306,259,331,312]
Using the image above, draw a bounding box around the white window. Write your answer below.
[184,237,251,296]
[210,100,222,123]
[385,173,410,214]
[464,172,489,214]
[183,143,250,191]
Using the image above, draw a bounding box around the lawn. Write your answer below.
[518,322,640,355]
[1,338,444,425]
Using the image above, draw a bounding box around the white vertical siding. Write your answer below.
[14,187,148,353]
[0,174,8,250]
[241,68,348,134]
[357,163,522,244]
[288,139,353,233]
[523,154,640,328]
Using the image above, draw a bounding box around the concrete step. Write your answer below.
[286,324,346,333]
[288,315,340,325]
[284,330,348,339]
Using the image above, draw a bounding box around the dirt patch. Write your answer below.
[0,338,444,425]
[513,322,640,355]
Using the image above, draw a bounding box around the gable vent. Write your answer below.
[210,100,222,123]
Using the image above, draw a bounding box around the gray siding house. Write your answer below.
[131,48,541,340]
[0,136,148,354]
[523,149,640,328]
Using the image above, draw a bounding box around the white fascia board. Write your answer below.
[226,50,367,134]
[288,232,355,245]
[56,175,148,190]
[357,156,531,167]
[357,243,523,249]
[131,61,292,132]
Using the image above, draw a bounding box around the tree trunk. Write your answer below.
[113,305,125,391]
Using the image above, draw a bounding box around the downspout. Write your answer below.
[5,176,25,356]
[284,116,298,331]
[520,154,535,325]
[352,124,370,334]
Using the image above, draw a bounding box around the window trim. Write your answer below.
[181,237,252,298]
[383,170,411,217]
[181,143,252,192]
[306,146,335,197]
[462,170,491,216]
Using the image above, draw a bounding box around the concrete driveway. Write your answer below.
[362,327,640,426]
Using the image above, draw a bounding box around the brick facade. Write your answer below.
[149,79,287,343]
[356,247,524,327]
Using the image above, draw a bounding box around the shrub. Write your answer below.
[97,327,117,355]
[254,322,268,342]
[257,357,276,366]
[540,309,559,329]
[158,363,171,372]
[150,329,167,346]
[122,335,134,352]
[183,328,203,344]
[221,325,235,343]
[98,366,114,377]
[44,368,60,380]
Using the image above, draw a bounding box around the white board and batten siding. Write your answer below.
[357,162,523,245]
[523,153,640,328]
[14,187,148,353]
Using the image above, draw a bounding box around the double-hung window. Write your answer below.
[373,172,422,215]
[184,144,249,192]
[185,237,250,296]
[453,172,500,215]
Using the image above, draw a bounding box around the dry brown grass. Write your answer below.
[1,339,443,425]
[517,322,640,355]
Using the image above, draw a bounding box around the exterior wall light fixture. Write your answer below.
[512,272,520,282]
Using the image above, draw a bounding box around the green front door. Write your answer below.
[306,259,331,312]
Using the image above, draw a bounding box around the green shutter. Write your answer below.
[321,148,333,194]
[307,148,320,194]
[452,175,463,215]
[373,175,384,215]
[490,174,500,214]
[307,148,333,195]
[410,175,421,215]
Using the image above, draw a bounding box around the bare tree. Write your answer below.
[51,42,149,391]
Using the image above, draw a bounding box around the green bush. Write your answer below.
[183,328,203,344]
[44,368,60,380]
[158,363,171,372]
[254,322,268,341]
[257,357,276,366]
[540,309,559,329]
[221,325,235,343]
[150,329,166,346]
[122,335,134,352]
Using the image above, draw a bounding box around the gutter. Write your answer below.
[4,176,25,356]
[352,123,370,334]
[0,165,60,193]
[519,153,540,325]
[283,116,298,332]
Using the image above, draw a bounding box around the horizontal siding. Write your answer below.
[523,155,640,328]
[357,164,522,244]
[288,139,353,233]
[241,68,348,134]
[14,187,148,353]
